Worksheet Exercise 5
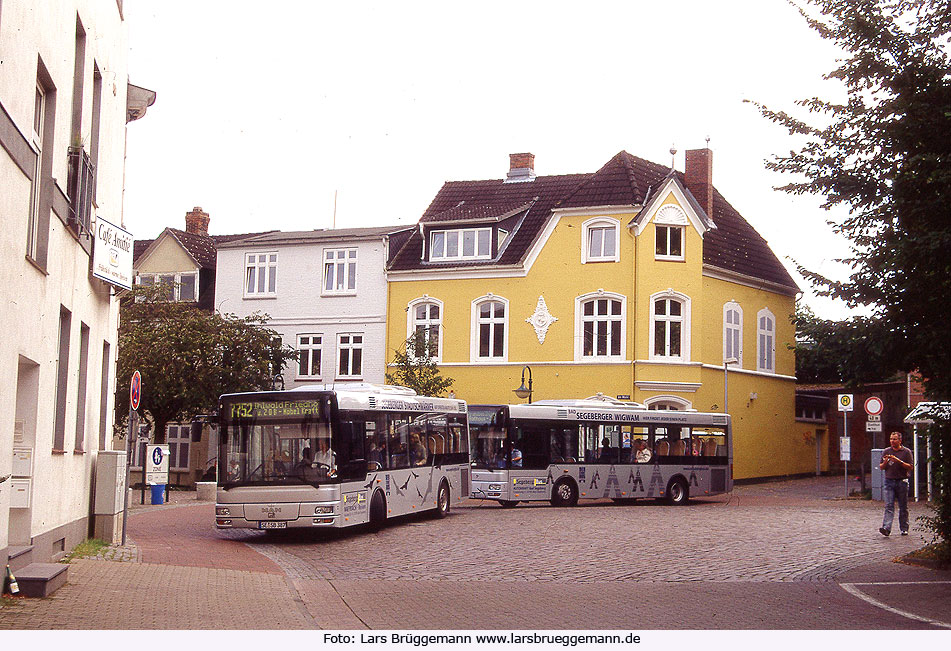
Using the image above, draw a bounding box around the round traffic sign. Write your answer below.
[130,370,142,411]
[865,396,884,416]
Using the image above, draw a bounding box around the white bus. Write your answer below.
[215,384,470,530]
[469,396,732,507]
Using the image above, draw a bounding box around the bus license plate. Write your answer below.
[258,521,287,529]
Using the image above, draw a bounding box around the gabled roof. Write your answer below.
[217,225,409,248]
[134,228,276,270]
[388,150,798,292]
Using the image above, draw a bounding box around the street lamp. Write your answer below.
[723,358,738,414]
[514,365,533,403]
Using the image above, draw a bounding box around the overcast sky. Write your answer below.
[123,0,857,319]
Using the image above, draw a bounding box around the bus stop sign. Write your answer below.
[130,370,141,411]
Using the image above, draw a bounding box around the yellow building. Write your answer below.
[387,150,816,479]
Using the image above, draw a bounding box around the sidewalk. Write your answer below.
[0,476,944,630]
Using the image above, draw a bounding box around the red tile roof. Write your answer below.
[388,150,798,291]
[133,228,276,270]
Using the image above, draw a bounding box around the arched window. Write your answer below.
[645,396,691,411]
[723,301,743,365]
[757,307,776,373]
[574,292,626,360]
[407,297,443,361]
[471,295,508,362]
[653,205,687,261]
[581,217,620,263]
[649,291,691,361]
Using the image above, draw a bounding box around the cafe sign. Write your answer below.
[92,216,133,290]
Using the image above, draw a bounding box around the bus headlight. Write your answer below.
[216,507,231,516]
[314,506,333,515]
[489,483,502,491]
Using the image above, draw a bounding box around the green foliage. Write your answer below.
[63,538,109,563]
[116,284,297,442]
[918,420,951,567]
[793,303,900,384]
[756,0,951,550]
[385,330,454,397]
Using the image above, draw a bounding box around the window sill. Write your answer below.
[73,450,86,455]
[243,294,277,300]
[582,257,619,264]
[321,292,358,298]
[52,449,67,455]
[335,376,364,382]
[296,377,325,382]
[654,256,685,263]
[25,254,49,276]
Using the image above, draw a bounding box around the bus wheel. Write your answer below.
[498,500,519,508]
[369,492,387,530]
[665,478,689,506]
[434,481,451,518]
[550,479,578,507]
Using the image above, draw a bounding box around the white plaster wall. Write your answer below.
[0,0,129,554]
[216,237,390,387]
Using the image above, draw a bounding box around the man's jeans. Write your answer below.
[883,477,909,533]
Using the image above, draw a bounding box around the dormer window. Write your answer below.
[653,205,688,261]
[430,228,491,261]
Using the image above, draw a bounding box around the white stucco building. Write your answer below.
[1,1,153,569]
[216,226,409,388]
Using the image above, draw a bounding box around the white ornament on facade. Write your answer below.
[526,296,558,344]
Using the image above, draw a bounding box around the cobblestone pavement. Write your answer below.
[1,476,949,630]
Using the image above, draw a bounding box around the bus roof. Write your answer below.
[219,383,467,415]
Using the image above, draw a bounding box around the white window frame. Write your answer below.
[322,248,358,295]
[470,294,509,362]
[573,291,627,361]
[430,228,492,261]
[166,424,191,471]
[297,334,323,379]
[407,296,444,363]
[648,290,691,362]
[723,301,743,366]
[135,272,199,302]
[27,82,45,260]
[757,307,776,373]
[645,395,692,410]
[244,252,278,297]
[336,333,364,379]
[653,205,688,261]
[581,217,620,264]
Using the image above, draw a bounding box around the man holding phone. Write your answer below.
[879,431,914,536]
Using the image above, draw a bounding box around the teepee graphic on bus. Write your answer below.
[629,467,644,493]
[602,465,620,498]
[646,462,664,498]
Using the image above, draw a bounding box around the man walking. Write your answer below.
[879,431,914,536]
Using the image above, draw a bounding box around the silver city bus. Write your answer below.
[215,384,470,530]
[469,396,732,507]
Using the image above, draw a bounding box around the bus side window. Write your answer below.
[388,415,410,469]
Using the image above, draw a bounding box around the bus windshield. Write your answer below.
[468,405,507,469]
[222,417,337,487]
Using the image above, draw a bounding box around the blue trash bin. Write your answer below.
[150,484,165,505]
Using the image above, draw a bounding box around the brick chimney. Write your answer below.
[684,149,713,218]
[184,206,210,235]
[505,152,536,183]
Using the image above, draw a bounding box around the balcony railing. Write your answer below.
[66,145,95,238]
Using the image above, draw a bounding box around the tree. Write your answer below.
[116,284,297,442]
[755,0,951,560]
[793,303,899,384]
[385,330,454,397]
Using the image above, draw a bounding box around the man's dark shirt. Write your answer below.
[883,446,914,480]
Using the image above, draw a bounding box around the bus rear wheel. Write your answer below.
[369,492,387,530]
[498,500,519,508]
[434,481,450,518]
[665,478,689,506]
[550,479,578,507]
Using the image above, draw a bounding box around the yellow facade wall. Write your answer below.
[387,189,809,480]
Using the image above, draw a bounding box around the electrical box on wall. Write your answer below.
[94,450,128,515]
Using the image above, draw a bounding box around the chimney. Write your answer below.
[184,206,210,235]
[684,149,713,218]
[505,152,536,183]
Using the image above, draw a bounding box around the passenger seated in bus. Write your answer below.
[410,433,428,466]
[367,436,386,469]
[598,437,618,462]
[634,438,652,463]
